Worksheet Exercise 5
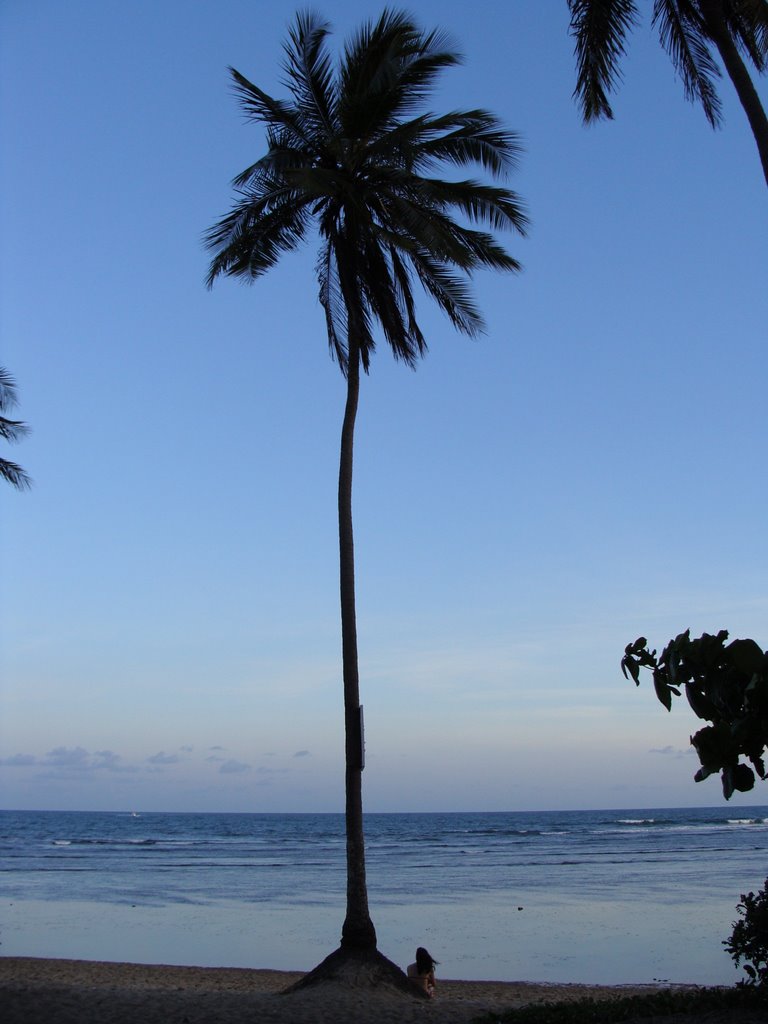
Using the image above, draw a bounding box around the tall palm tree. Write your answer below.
[0,367,31,491]
[205,8,527,984]
[568,0,768,187]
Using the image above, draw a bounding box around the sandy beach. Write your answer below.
[0,957,694,1024]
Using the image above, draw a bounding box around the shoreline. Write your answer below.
[0,957,697,1024]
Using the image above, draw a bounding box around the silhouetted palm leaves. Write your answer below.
[568,0,768,186]
[0,368,31,491]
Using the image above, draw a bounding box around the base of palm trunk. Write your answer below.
[283,946,429,998]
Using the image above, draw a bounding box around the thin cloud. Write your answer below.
[219,759,251,774]
[45,746,91,768]
[93,750,138,773]
[293,750,310,758]
[147,751,180,765]
[0,753,37,766]
[1,747,138,774]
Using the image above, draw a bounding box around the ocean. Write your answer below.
[1,806,766,985]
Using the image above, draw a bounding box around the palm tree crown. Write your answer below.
[205,8,528,369]
[568,0,768,186]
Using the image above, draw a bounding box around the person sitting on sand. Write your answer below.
[407,946,438,997]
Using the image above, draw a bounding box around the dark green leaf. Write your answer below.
[621,656,640,685]
[685,683,717,722]
[728,639,766,676]
[653,670,673,712]
[733,762,756,793]
[722,765,735,800]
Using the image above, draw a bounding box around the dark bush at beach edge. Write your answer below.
[476,985,767,1024]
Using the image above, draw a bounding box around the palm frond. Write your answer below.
[205,186,313,286]
[654,0,722,127]
[0,414,29,444]
[282,11,339,137]
[339,9,459,141]
[384,24,462,117]
[376,193,475,265]
[0,367,22,412]
[335,242,377,374]
[568,0,641,121]
[317,237,349,369]
[358,237,407,354]
[415,110,524,175]
[446,222,524,273]
[356,228,430,367]
[359,113,433,169]
[366,109,523,177]
[0,369,30,490]
[377,189,524,276]
[721,0,768,72]
[230,121,320,188]
[229,68,314,149]
[410,251,485,336]
[410,177,529,235]
[205,179,301,251]
[388,245,427,363]
[321,226,379,374]
[0,457,31,491]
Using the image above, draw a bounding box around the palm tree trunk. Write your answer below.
[700,0,768,188]
[337,337,377,951]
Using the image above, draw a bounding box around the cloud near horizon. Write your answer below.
[218,759,251,774]
[0,747,139,774]
[147,751,180,765]
[0,753,37,766]
[0,744,311,784]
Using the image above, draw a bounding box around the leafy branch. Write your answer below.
[621,630,768,799]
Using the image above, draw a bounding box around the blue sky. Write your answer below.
[1,0,766,813]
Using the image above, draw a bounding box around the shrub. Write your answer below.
[724,876,768,987]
